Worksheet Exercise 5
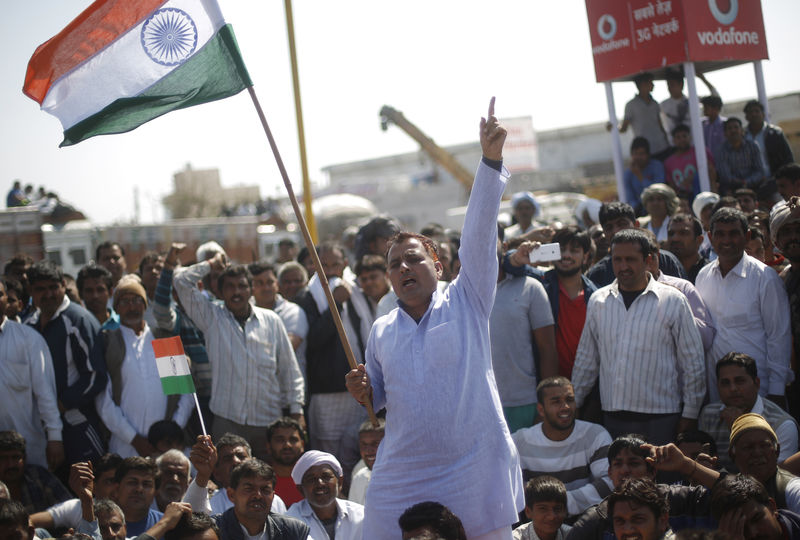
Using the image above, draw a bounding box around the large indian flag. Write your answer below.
[24,0,251,146]
[152,336,196,395]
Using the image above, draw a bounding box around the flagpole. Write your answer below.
[192,393,208,437]
[246,86,379,428]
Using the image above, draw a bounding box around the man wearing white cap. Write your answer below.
[505,191,541,240]
[692,191,720,262]
[286,450,363,540]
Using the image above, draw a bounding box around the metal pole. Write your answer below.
[604,82,626,202]
[683,62,710,193]
[753,60,770,121]
[284,0,318,243]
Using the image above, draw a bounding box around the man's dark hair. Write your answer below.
[608,434,650,464]
[608,477,669,522]
[0,499,29,530]
[266,417,304,444]
[710,207,748,235]
[0,276,25,304]
[701,95,723,109]
[536,376,573,404]
[776,163,800,183]
[420,223,446,239]
[710,474,772,521]
[147,420,184,449]
[711,196,740,216]
[94,453,124,477]
[671,123,691,137]
[27,260,64,286]
[665,70,683,83]
[743,100,764,114]
[599,202,636,229]
[248,260,276,279]
[633,72,654,87]
[631,136,650,154]
[278,238,296,248]
[715,352,758,380]
[675,430,718,457]
[3,254,34,277]
[748,226,765,244]
[217,264,252,294]
[611,229,653,259]
[114,456,157,484]
[95,241,125,261]
[552,226,591,254]
[0,431,25,454]
[137,252,163,275]
[215,433,252,457]
[524,475,567,508]
[670,213,704,237]
[398,501,467,540]
[386,231,440,262]
[724,117,743,129]
[734,188,757,201]
[355,216,402,261]
[165,511,220,540]
[229,459,275,490]
[317,242,346,260]
[76,263,113,294]
[355,254,387,276]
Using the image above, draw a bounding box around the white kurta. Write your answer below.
[363,160,524,539]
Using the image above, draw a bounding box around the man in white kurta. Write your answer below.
[347,100,524,540]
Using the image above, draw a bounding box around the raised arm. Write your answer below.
[458,97,509,316]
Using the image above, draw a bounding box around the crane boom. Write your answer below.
[379,105,475,190]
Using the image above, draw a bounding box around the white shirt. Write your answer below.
[286,498,364,540]
[572,275,706,418]
[363,161,524,539]
[695,254,793,398]
[0,317,62,468]
[348,467,371,506]
[95,323,193,457]
[174,262,305,425]
[646,216,671,244]
[182,478,286,514]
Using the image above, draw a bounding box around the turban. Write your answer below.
[692,192,720,219]
[291,450,343,485]
[769,200,800,244]
[511,191,541,217]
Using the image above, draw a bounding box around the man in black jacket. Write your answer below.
[744,100,794,177]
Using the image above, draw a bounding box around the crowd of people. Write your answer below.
[0,96,799,540]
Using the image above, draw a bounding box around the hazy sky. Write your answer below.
[2,1,799,224]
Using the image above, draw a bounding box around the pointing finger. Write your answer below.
[488,96,495,118]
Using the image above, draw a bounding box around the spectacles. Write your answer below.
[117,296,145,307]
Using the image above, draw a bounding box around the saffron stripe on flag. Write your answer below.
[160,374,196,396]
[61,24,250,146]
[152,335,185,358]
[24,0,168,104]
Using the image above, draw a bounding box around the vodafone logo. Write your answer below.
[597,14,617,40]
[708,0,738,25]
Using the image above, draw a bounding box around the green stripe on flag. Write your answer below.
[61,24,252,146]
[160,374,196,395]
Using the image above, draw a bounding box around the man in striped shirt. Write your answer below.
[512,377,613,517]
[572,229,706,445]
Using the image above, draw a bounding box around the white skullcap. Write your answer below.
[290,450,343,485]
[692,192,720,219]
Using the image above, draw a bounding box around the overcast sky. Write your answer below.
[2,1,799,224]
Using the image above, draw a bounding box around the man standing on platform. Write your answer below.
[346,99,524,540]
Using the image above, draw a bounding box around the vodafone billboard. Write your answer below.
[585,0,768,82]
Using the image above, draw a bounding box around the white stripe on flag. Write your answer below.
[42,0,225,129]
[156,353,192,379]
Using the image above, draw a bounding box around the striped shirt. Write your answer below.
[512,420,613,516]
[571,275,706,418]
[173,262,305,426]
[715,139,765,188]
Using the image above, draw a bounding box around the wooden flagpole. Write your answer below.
[246,86,379,427]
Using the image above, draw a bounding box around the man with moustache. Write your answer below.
[174,260,305,454]
[666,214,708,284]
[267,418,306,507]
[286,451,363,540]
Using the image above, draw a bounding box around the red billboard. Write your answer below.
[683,0,768,62]
[586,0,768,82]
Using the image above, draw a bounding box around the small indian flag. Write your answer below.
[152,336,196,395]
[23,0,252,146]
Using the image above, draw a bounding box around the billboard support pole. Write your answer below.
[683,62,711,193]
[753,60,770,121]
[604,81,626,203]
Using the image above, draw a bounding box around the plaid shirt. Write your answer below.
[20,464,71,513]
[715,139,765,189]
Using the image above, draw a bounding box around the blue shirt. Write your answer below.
[126,508,163,537]
[623,159,665,207]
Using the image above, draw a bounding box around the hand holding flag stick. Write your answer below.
[152,336,207,436]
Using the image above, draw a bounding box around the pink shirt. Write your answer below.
[664,147,714,198]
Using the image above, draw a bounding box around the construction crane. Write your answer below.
[379,105,475,191]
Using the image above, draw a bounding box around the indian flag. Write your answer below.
[152,336,196,395]
[23,0,251,146]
